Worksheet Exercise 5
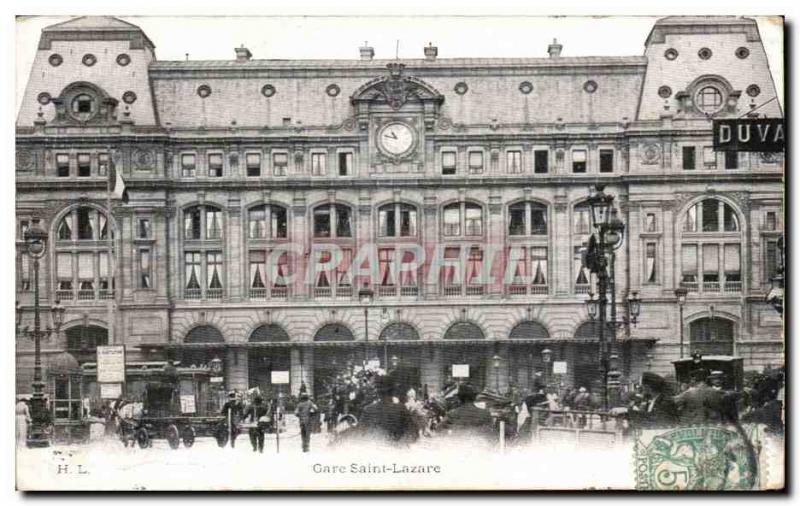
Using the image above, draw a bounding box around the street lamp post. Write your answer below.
[492,354,502,393]
[18,225,66,447]
[390,354,399,372]
[674,287,688,358]
[583,185,631,411]
[358,284,374,368]
[541,348,552,388]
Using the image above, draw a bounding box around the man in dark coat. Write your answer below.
[639,372,678,428]
[294,392,318,452]
[357,376,418,446]
[220,391,242,448]
[243,396,269,453]
[674,369,726,425]
[441,384,494,441]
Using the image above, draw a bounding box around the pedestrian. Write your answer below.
[294,392,318,452]
[220,391,242,448]
[673,368,726,425]
[441,384,495,442]
[573,386,592,427]
[16,397,31,446]
[244,396,269,453]
[357,375,418,446]
[638,372,678,428]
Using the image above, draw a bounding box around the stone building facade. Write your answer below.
[16,16,784,399]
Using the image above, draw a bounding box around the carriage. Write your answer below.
[115,364,227,449]
[672,354,744,391]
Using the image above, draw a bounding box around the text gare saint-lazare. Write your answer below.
[313,463,442,474]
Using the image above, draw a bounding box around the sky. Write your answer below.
[14,15,784,115]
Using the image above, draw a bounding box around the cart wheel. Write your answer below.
[166,424,181,450]
[182,426,196,448]
[214,424,229,448]
[135,428,150,449]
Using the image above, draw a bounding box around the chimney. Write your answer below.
[424,42,438,61]
[359,42,374,61]
[548,38,562,58]
[235,45,252,62]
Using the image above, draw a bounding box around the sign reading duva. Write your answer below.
[713,118,785,152]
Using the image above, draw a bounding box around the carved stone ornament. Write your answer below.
[351,64,444,112]
[383,63,410,109]
[640,142,662,165]
[16,150,34,171]
[132,149,154,170]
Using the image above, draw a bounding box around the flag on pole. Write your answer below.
[109,156,129,203]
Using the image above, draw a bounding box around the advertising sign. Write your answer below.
[452,364,470,378]
[552,361,568,375]
[271,370,290,384]
[180,395,196,414]
[97,345,126,383]
[100,383,122,399]
[713,118,785,152]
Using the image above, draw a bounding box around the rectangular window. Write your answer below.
[645,213,657,232]
[379,207,395,237]
[271,207,288,239]
[97,153,109,177]
[184,208,201,240]
[681,244,698,283]
[442,247,461,286]
[249,251,267,290]
[185,252,201,290]
[378,248,395,286]
[137,218,151,239]
[465,206,483,236]
[534,150,549,174]
[467,248,483,285]
[206,210,222,240]
[337,249,353,287]
[443,207,460,236]
[703,244,719,282]
[442,151,457,175]
[724,244,741,283]
[531,247,547,286]
[703,147,716,166]
[724,151,738,170]
[574,246,590,286]
[574,207,590,234]
[273,152,288,176]
[399,207,417,236]
[338,152,353,176]
[765,240,779,281]
[766,211,777,231]
[181,154,196,177]
[572,150,587,173]
[313,207,331,238]
[56,154,70,177]
[77,153,91,177]
[682,146,696,171]
[311,153,327,176]
[468,151,484,174]
[208,153,223,177]
[599,149,614,173]
[508,206,525,236]
[206,252,223,290]
[139,249,152,289]
[645,242,657,283]
[507,151,522,174]
[246,153,261,177]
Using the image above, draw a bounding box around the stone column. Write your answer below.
[225,348,248,391]
[226,198,243,302]
[420,346,441,393]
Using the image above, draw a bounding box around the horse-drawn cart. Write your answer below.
[115,363,227,449]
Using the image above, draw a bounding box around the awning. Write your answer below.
[138,337,657,352]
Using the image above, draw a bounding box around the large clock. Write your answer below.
[377,122,415,156]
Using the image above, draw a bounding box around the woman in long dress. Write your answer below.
[16,398,31,446]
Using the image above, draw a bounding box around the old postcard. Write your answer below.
[14,14,785,491]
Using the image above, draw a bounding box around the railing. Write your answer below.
[399,285,419,297]
[56,290,73,301]
[465,285,485,296]
[184,288,202,300]
[507,284,549,296]
[531,284,548,295]
[314,286,332,298]
[249,287,267,300]
[377,285,396,297]
[442,285,462,297]
[98,289,114,300]
[575,284,590,295]
[206,288,223,300]
[680,281,698,292]
[77,289,95,301]
[702,281,720,292]
[271,286,289,299]
[724,281,742,293]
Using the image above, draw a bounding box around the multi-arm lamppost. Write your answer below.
[17,225,66,447]
[492,354,502,393]
[541,348,552,388]
[674,287,688,358]
[358,284,374,368]
[582,184,630,411]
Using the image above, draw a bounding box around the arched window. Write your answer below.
[249,324,290,342]
[313,204,352,238]
[509,321,550,340]
[508,202,547,236]
[442,202,483,237]
[379,322,420,341]
[247,205,290,301]
[574,321,616,341]
[312,204,354,299]
[181,325,225,367]
[695,86,723,114]
[443,322,485,340]
[65,325,108,363]
[314,323,355,342]
[183,205,224,300]
[680,199,742,293]
[378,203,418,237]
[54,206,114,302]
[689,317,734,356]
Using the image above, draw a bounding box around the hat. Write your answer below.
[642,372,668,392]
[578,387,587,393]
[457,384,478,403]
[709,370,725,378]
[300,392,309,400]
[228,391,237,398]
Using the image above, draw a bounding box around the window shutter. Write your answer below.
[703,244,719,273]
[724,244,741,273]
[681,245,697,274]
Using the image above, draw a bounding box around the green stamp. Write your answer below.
[635,426,758,491]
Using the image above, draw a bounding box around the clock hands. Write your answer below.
[384,131,398,140]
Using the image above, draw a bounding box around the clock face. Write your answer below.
[378,122,415,156]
